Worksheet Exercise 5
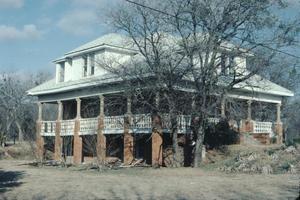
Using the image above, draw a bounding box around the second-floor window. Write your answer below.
[90,54,95,76]
[220,54,235,75]
[83,56,88,77]
[59,62,65,82]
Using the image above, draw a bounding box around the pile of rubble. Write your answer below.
[209,145,300,174]
[104,157,150,169]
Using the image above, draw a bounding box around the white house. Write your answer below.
[28,33,294,166]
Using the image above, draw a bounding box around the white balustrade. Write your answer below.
[80,117,98,135]
[207,117,220,124]
[104,115,124,130]
[41,121,56,136]
[61,120,75,136]
[177,115,191,131]
[131,114,152,129]
[40,115,225,136]
[253,121,273,134]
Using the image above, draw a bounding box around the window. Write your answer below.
[83,56,88,77]
[220,54,227,75]
[59,62,65,82]
[228,56,235,75]
[90,54,95,75]
[220,54,235,75]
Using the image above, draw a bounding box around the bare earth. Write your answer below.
[0,160,299,200]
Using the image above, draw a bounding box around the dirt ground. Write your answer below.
[0,160,299,200]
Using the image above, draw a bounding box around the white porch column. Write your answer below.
[221,97,226,118]
[127,96,132,115]
[276,103,281,123]
[247,100,252,120]
[155,92,160,111]
[57,101,63,120]
[191,95,196,111]
[100,95,105,116]
[37,102,43,121]
[76,98,81,119]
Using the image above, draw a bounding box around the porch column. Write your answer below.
[221,97,226,118]
[239,100,254,143]
[275,103,283,144]
[247,100,252,120]
[124,95,134,165]
[73,98,83,164]
[36,102,44,162]
[97,95,106,165]
[54,101,63,161]
[152,92,163,167]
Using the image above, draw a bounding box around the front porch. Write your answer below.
[35,92,284,166]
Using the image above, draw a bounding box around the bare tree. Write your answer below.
[104,0,300,167]
[0,71,51,146]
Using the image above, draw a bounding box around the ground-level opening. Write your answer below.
[106,134,124,161]
[134,133,152,165]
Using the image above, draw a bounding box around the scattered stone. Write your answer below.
[289,164,297,174]
[262,165,273,174]
[247,153,257,161]
[271,153,279,161]
[285,146,296,154]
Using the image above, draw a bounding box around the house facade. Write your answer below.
[28,33,294,166]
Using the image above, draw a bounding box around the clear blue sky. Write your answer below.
[0,0,299,75]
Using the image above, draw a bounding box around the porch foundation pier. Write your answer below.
[54,101,63,161]
[152,92,163,167]
[97,95,106,165]
[275,103,283,144]
[124,96,134,165]
[73,98,83,164]
[239,100,254,144]
[152,115,163,167]
[36,102,44,162]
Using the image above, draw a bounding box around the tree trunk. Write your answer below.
[193,126,204,168]
[191,115,205,168]
[169,103,180,167]
[16,121,24,142]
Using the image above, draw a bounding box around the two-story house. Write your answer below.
[28,33,294,166]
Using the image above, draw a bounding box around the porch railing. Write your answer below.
[80,117,98,135]
[131,114,152,129]
[41,121,56,136]
[61,120,75,136]
[253,121,273,134]
[104,115,124,130]
[40,115,274,136]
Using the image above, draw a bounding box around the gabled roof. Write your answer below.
[66,33,133,55]
[54,34,137,62]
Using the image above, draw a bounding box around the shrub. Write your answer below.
[204,119,239,149]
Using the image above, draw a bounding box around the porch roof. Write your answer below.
[27,73,293,98]
[27,74,123,96]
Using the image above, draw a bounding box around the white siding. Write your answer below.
[55,48,133,82]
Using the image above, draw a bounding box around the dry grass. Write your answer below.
[0,159,299,200]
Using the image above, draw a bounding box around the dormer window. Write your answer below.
[83,56,88,77]
[90,54,95,76]
[59,62,65,82]
[220,54,235,75]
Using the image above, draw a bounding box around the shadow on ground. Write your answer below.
[0,168,24,194]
